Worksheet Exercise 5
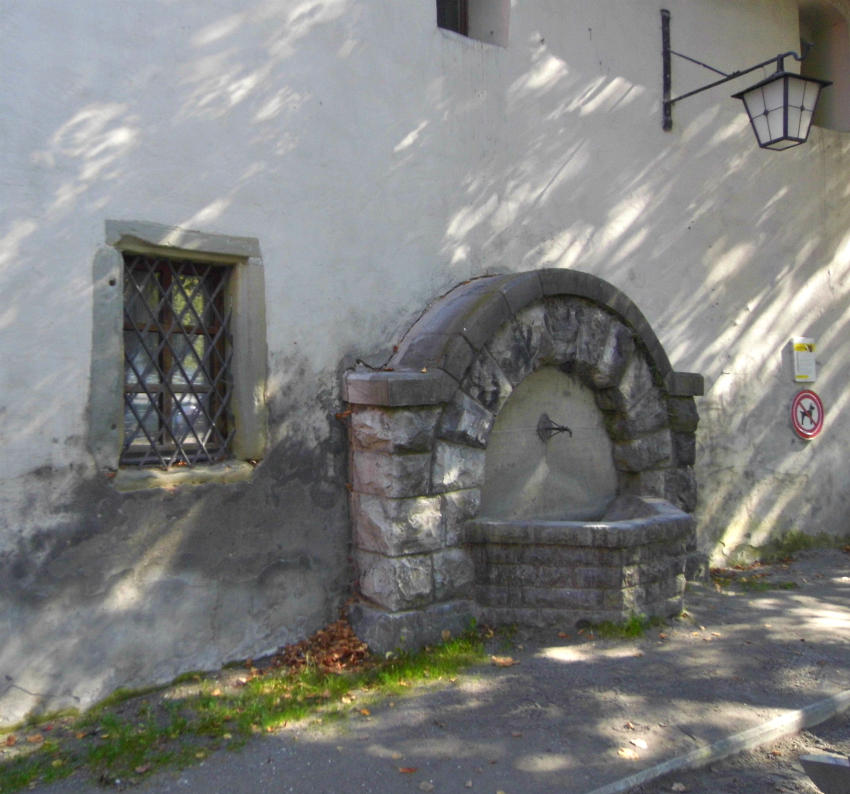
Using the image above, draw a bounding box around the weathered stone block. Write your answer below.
[667,397,699,432]
[458,291,514,352]
[523,586,604,609]
[485,319,535,386]
[603,398,669,438]
[543,296,581,364]
[474,584,514,607]
[433,548,475,600]
[356,551,433,612]
[349,599,477,654]
[499,270,543,314]
[665,371,704,397]
[572,305,613,377]
[442,489,481,546]
[664,466,698,513]
[612,430,673,472]
[513,303,558,369]
[573,566,623,589]
[462,348,513,413]
[393,332,475,382]
[351,450,431,498]
[591,320,635,389]
[596,355,663,418]
[351,493,443,556]
[431,442,486,494]
[485,563,534,587]
[672,431,696,466]
[350,406,441,453]
[527,565,572,588]
[344,370,456,407]
[436,391,494,448]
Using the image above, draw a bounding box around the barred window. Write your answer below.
[122,254,233,468]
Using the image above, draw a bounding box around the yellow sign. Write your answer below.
[792,337,816,382]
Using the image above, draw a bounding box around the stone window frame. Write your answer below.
[89,220,269,490]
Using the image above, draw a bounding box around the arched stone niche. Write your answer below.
[343,269,703,652]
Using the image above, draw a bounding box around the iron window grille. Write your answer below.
[121,253,233,468]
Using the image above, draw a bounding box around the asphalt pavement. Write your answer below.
[27,548,850,794]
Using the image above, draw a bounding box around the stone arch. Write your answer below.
[344,269,702,651]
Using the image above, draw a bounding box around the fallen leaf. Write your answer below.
[464,781,473,789]
[671,783,688,792]
[211,688,222,697]
[490,655,517,667]
[511,731,523,738]
[134,764,151,774]
[399,767,417,774]
[624,721,636,730]
[390,751,403,760]
[195,751,206,759]
[26,734,44,744]
[4,735,16,747]
[618,747,640,760]
[630,738,648,750]
[359,708,371,717]
[419,783,434,792]
[441,629,452,642]
[557,632,570,639]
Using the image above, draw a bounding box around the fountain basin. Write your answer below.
[466,496,692,627]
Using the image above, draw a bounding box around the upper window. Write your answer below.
[437,0,469,36]
[122,253,233,467]
[799,1,850,132]
[437,0,509,47]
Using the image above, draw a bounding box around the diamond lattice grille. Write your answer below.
[121,254,233,468]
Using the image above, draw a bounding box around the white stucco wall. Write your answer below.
[1,0,849,720]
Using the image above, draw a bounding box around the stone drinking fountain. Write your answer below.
[343,269,703,652]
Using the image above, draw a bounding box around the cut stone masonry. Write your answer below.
[344,269,703,652]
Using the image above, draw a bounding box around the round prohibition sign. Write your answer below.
[791,389,824,439]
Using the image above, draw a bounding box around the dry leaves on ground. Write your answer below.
[267,617,370,674]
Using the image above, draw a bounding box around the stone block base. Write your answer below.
[349,599,477,654]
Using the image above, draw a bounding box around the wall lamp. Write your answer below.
[661,9,831,150]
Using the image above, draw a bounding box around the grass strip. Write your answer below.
[0,632,485,793]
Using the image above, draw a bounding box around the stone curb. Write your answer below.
[582,689,850,794]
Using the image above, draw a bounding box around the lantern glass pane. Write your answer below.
[787,77,805,108]
[802,80,822,112]
[752,113,770,144]
[745,86,766,117]
[799,108,814,138]
[786,105,803,138]
[762,78,785,112]
[766,107,786,142]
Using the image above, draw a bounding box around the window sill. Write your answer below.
[113,461,257,492]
